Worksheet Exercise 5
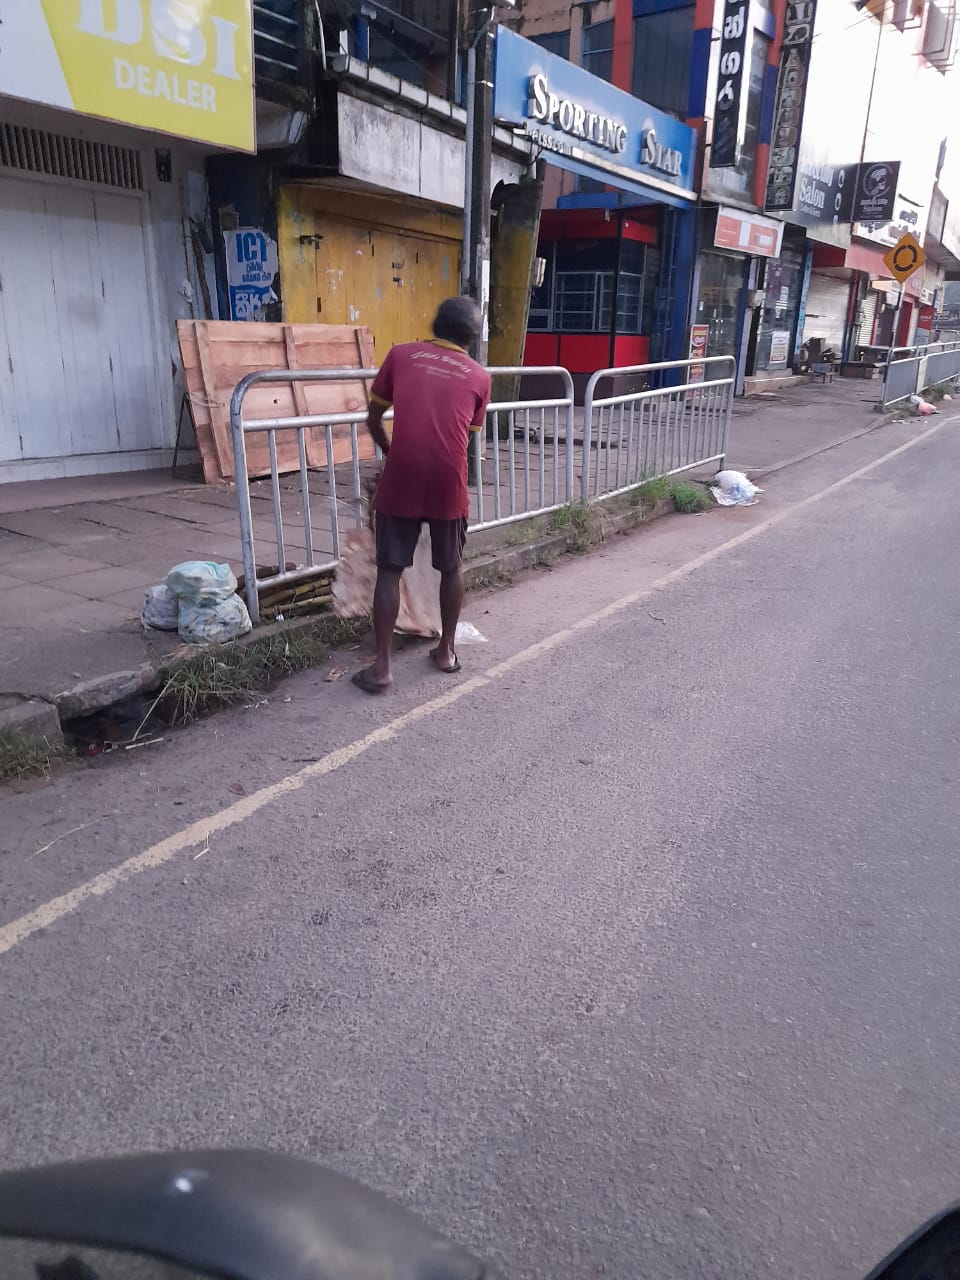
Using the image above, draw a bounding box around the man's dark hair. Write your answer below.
[432,297,482,349]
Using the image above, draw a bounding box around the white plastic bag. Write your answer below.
[141,584,180,631]
[711,469,763,507]
[178,596,252,645]
[166,560,238,605]
[455,621,487,645]
[909,394,938,416]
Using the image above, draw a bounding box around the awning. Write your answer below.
[812,241,923,298]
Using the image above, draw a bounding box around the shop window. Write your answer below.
[532,237,656,333]
[632,3,695,119]
[697,253,744,359]
[529,30,570,59]
[582,18,615,83]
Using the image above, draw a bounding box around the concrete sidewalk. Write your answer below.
[0,374,891,721]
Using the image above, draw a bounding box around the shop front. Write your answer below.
[492,27,697,394]
[693,206,785,395]
[0,1,254,483]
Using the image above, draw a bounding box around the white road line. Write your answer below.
[0,418,951,957]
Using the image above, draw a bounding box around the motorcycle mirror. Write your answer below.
[865,1204,960,1279]
[0,1149,494,1280]
[0,1239,212,1280]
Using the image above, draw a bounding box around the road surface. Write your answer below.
[2,414,958,1279]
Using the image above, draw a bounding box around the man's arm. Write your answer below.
[366,398,391,455]
[366,349,394,454]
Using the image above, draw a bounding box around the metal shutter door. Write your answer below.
[802,273,850,352]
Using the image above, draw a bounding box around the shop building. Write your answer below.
[0,1,261,484]
[505,4,698,394]
[208,1,533,364]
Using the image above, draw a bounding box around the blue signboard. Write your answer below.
[493,27,697,207]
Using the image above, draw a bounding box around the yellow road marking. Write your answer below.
[0,417,951,957]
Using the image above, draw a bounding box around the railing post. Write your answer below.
[581,372,599,501]
[563,370,575,503]
[720,355,735,470]
[230,375,261,624]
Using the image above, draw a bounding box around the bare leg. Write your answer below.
[354,567,401,692]
[434,567,464,671]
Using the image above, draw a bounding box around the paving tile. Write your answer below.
[64,503,198,537]
[114,495,224,525]
[2,548,109,583]
[46,565,155,601]
[100,585,152,612]
[0,530,47,562]
[0,583,91,625]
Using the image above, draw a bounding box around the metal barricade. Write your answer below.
[921,339,960,390]
[230,366,575,622]
[470,366,576,532]
[581,356,735,500]
[881,347,923,408]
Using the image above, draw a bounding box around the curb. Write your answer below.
[1,491,680,759]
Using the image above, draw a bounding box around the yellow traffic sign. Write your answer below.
[883,232,926,284]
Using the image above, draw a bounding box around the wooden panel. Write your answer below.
[178,320,377,484]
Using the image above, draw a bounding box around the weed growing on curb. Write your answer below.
[0,731,66,783]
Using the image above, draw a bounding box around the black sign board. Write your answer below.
[852,160,901,223]
[796,162,856,224]
[711,0,750,168]
[764,0,817,211]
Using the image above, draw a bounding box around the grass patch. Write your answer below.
[634,475,714,514]
[0,731,67,783]
[634,475,672,511]
[924,380,956,403]
[670,479,714,513]
[547,501,599,551]
[147,615,368,728]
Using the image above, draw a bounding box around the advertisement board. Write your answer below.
[494,27,696,206]
[711,0,750,168]
[0,1,255,152]
[765,0,818,212]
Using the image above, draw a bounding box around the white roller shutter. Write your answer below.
[855,290,878,349]
[802,273,851,352]
[0,121,164,479]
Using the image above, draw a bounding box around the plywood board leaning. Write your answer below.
[178,320,378,483]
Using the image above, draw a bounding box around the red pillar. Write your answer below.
[612,0,633,92]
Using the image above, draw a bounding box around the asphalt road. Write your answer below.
[2,414,959,1280]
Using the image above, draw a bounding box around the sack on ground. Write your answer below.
[334,527,442,638]
[711,469,763,507]
[166,560,238,605]
[141,584,180,631]
[178,595,252,645]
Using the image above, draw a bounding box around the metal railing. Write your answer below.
[230,366,575,622]
[881,339,960,408]
[581,357,735,500]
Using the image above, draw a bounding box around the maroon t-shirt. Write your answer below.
[370,339,491,521]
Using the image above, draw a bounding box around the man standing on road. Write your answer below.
[353,297,491,695]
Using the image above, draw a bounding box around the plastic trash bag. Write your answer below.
[455,621,487,645]
[711,469,763,507]
[166,560,238,605]
[909,394,938,416]
[141,584,180,631]
[178,595,252,645]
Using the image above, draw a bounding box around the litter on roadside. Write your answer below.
[141,560,252,644]
[711,469,763,507]
[455,621,487,645]
[909,395,939,416]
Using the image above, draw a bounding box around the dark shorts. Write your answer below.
[375,513,468,573]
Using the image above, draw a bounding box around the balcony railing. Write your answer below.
[254,0,304,85]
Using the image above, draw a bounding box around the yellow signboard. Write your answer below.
[0,2,254,152]
[883,232,927,285]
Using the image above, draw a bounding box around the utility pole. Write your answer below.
[461,1,499,365]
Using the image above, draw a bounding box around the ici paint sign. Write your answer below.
[0,1,255,151]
